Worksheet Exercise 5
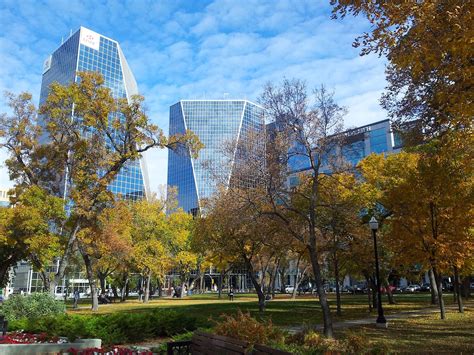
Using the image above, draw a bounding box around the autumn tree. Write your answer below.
[331,1,473,138]
[167,210,197,298]
[315,172,365,314]
[195,187,285,312]
[130,197,170,303]
[0,73,201,306]
[0,186,65,288]
[359,139,473,319]
[192,209,237,299]
[78,200,133,310]
[256,80,346,337]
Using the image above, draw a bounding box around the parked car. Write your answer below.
[297,285,312,294]
[404,284,421,293]
[470,282,474,290]
[420,283,431,292]
[342,285,353,293]
[285,285,295,293]
[351,283,367,294]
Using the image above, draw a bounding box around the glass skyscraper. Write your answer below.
[286,119,399,186]
[39,27,149,200]
[167,100,264,214]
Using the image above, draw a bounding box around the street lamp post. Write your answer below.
[369,216,387,327]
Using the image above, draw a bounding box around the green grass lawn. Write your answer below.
[69,292,442,328]
[65,293,473,352]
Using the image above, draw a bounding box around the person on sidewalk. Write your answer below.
[73,290,80,309]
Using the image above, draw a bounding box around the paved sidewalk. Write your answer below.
[284,305,466,334]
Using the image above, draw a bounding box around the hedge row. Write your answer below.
[9,309,197,345]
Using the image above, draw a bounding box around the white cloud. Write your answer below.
[0,0,389,191]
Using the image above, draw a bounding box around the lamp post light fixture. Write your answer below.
[369,216,388,327]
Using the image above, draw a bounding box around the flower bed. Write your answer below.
[0,331,66,344]
[0,332,153,354]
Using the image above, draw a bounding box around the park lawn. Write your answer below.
[337,307,474,353]
[70,293,437,328]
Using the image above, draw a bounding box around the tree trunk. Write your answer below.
[428,268,439,305]
[367,275,377,310]
[111,285,119,299]
[271,260,280,298]
[218,270,223,299]
[120,274,129,302]
[432,266,446,319]
[200,274,205,294]
[279,267,287,293]
[461,277,471,298]
[180,279,186,298]
[157,277,163,297]
[245,259,266,312]
[97,271,107,294]
[0,259,16,290]
[291,256,302,300]
[453,266,464,313]
[364,273,372,312]
[82,252,98,311]
[334,251,342,315]
[144,273,151,303]
[308,245,333,338]
[50,223,80,296]
[39,270,51,292]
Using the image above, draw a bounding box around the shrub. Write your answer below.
[8,309,197,345]
[344,331,366,353]
[0,293,65,321]
[214,310,285,347]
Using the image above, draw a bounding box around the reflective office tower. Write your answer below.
[286,119,401,186]
[40,27,149,199]
[167,100,264,214]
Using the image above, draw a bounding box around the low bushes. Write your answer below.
[8,309,197,345]
[214,310,285,347]
[0,293,65,321]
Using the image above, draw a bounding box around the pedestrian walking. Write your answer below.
[73,290,80,309]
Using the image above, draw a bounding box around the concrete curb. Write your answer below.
[0,338,101,354]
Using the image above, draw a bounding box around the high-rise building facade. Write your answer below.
[285,119,401,186]
[40,26,149,200]
[167,100,264,214]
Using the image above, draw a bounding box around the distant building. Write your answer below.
[10,27,151,296]
[167,100,264,214]
[284,119,401,187]
[39,26,150,200]
[0,188,10,207]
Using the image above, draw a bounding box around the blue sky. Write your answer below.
[0,0,387,192]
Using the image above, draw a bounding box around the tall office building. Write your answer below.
[167,100,264,214]
[286,119,401,186]
[40,26,149,200]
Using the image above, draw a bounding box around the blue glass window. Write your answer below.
[369,128,388,154]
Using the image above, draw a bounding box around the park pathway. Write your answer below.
[284,304,468,334]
